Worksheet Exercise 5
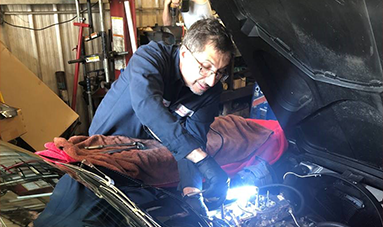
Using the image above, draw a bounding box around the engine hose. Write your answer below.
[316,222,350,227]
[258,184,305,214]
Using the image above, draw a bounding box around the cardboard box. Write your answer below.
[233,77,246,89]
[0,42,79,150]
[0,109,27,142]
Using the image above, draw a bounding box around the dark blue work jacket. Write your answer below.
[89,41,222,161]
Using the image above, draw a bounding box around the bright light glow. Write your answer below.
[277,194,285,201]
[226,185,259,201]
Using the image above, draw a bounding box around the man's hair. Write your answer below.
[182,18,235,56]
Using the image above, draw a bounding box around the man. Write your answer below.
[162,0,213,29]
[89,18,235,215]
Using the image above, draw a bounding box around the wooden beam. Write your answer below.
[0,0,108,5]
[3,9,105,15]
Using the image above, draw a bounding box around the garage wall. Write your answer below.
[0,1,165,135]
[135,0,164,27]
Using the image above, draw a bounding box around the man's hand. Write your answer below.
[164,0,180,8]
[195,155,229,209]
[183,194,208,216]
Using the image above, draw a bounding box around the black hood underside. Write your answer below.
[211,0,383,177]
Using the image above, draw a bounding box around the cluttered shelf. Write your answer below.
[220,84,254,103]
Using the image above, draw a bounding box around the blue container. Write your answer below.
[249,83,276,120]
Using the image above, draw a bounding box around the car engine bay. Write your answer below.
[203,160,383,227]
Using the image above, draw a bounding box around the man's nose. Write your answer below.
[205,72,217,87]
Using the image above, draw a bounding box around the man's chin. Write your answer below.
[190,86,204,96]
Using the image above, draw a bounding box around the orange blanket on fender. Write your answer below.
[37,115,274,186]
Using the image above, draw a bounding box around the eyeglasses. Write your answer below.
[184,45,229,82]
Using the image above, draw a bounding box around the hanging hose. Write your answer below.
[316,222,350,227]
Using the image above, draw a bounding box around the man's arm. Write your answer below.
[180,0,212,29]
[127,46,204,161]
[184,83,222,163]
[186,148,208,163]
[162,0,179,26]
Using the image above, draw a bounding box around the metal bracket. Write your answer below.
[342,170,364,184]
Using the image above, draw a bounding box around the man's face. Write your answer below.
[180,43,231,95]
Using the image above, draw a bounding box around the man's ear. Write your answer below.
[180,45,187,58]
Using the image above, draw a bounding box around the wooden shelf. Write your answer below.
[220,85,254,103]
[233,68,250,75]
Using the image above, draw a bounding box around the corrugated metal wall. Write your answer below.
[0,1,165,135]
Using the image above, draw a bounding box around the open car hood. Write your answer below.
[211,0,383,185]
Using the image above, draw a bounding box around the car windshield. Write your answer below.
[0,141,208,227]
[0,141,156,227]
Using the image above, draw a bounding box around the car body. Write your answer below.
[210,0,383,226]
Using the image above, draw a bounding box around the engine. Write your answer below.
[208,185,314,227]
[204,161,382,227]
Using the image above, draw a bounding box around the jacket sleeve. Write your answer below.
[184,86,221,149]
[127,49,204,161]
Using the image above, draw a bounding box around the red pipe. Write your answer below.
[2,160,39,171]
[0,164,13,173]
[71,22,89,111]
